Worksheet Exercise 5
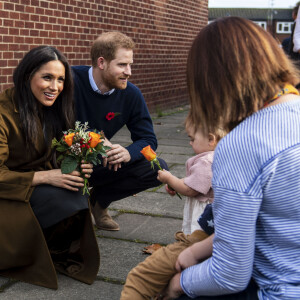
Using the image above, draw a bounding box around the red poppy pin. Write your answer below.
[106,112,121,121]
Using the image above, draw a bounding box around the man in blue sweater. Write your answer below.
[72,32,168,231]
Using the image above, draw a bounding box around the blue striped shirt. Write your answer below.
[181,99,300,299]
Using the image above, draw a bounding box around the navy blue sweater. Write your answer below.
[72,66,157,162]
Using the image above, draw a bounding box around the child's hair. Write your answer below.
[185,112,226,142]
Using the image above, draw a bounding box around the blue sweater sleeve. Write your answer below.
[124,87,157,161]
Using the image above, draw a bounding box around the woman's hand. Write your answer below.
[32,161,93,192]
[80,161,93,178]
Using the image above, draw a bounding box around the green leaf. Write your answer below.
[56,154,64,162]
[51,138,59,148]
[98,149,108,157]
[102,145,111,151]
[55,145,68,152]
[90,158,98,165]
[61,156,78,174]
[150,161,155,170]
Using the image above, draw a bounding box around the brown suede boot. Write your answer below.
[91,202,120,231]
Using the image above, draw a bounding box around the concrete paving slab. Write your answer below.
[153,123,184,131]
[156,145,193,156]
[97,238,148,282]
[153,119,185,125]
[154,129,187,140]
[97,213,183,245]
[158,153,190,165]
[110,135,131,145]
[164,163,186,178]
[153,113,189,124]
[0,275,123,300]
[156,138,190,147]
[109,191,184,218]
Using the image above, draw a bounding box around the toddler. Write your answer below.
[120,118,224,300]
[158,118,223,234]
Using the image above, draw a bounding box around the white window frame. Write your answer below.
[253,21,267,30]
[276,22,293,34]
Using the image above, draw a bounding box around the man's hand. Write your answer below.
[106,143,131,171]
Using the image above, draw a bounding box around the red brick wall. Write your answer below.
[0,0,208,111]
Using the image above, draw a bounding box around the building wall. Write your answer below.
[0,0,208,111]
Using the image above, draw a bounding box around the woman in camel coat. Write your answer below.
[0,46,100,289]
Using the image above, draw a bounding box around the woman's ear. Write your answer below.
[208,133,217,148]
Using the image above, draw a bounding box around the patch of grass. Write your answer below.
[155,106,164,118]
[152,105,189,120]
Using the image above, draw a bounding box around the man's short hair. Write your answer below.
[90,31,135,67]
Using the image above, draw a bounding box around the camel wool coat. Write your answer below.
[0,88,100,289]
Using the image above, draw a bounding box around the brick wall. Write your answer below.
[0,0,208,111]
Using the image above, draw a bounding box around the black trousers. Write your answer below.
[175,279,258,300]
[30,185,89,229]
[89,157,168,208]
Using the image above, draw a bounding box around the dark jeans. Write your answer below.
[89,157,168,208]
[176,280,258,300]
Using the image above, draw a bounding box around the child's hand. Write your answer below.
[165,184,176,196]
[157,169,172,183]
[175,246,198,272]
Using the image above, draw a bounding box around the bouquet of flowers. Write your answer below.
[51,121,110,195]
[140,145,182,199]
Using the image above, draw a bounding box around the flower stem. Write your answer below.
[153,158,182,200]
[82,178,90,195]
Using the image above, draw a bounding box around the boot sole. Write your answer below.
[96,225,120,231]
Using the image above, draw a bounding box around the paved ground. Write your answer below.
[0,105,192,300]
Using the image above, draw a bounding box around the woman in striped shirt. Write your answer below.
[163,17,300,300]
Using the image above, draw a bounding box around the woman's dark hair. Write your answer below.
[187,17,300,134]
[13,46,74,149]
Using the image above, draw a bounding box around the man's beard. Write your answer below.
[102,72,128,90]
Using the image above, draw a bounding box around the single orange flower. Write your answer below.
[64,132,75,146]
[89,132,101,148]
[141,145,157,161]
[141,145,182,200]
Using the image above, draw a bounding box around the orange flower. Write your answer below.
[89,132,101,148]
[64,132,75,146]
[140,145,157,161]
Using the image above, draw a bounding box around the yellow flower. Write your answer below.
[64,132,75,146]
[89,132,101,148]
[140,145,157,161]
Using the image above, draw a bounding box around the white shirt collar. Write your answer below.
[88,67,115,95]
